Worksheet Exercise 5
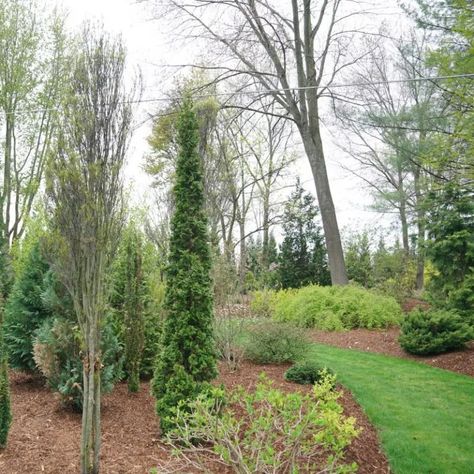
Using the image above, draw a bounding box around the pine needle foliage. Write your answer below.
[152,97,216,434]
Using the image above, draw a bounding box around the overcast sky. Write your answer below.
[52,0,409,241]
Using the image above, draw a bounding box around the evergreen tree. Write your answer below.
[278,181,330,288]
[152,98,216,433]
[112,224,146,392]
[0,295,11,449]
[425,185,474,316]
[0,214,12,449]
[4,241,51,372]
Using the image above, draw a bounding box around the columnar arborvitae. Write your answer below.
[122,226,145,392]
[152,97,216,433]
[0,296,11,449]
[0,213,12,448]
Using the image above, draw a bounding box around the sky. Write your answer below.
[52,0,409,242]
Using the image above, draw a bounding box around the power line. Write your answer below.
[3,72,474,117]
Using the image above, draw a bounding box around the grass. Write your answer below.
[306,344,474,474]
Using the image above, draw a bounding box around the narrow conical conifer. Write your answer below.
[152,97,216,433]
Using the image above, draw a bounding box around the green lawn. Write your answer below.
[306,344,474,474]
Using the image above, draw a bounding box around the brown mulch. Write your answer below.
[0,362,390,474]
[310,327,474,377]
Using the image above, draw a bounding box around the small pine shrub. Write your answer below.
[243,321,309,364]
[160,373,358,473]
[33,317,123,410]
[284,361,334,385]
[273,284,402,330]
[399,308,472,356]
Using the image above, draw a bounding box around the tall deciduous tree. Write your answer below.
[153,0,367,284]
[0,0,67,246]
[152,97,216,434]
[46,27,133,474]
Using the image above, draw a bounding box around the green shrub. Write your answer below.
[284,360,334,386]
[399,308,472,356]
[249,288,294,318]
[274,284,402,330]
[243,321,309,364]
[161,373,358,473]
[33,316,123,410]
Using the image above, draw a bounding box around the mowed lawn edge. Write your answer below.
[306,343,474,474]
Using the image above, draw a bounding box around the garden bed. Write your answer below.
[0,362,389,473]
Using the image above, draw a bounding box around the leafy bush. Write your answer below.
[273,284,402,330]
[243,321,309,364]
[250,288,292,318]
[399,308,473,356]
[284,360,334,386]
[160,373,358,474]
[33,317,123,410]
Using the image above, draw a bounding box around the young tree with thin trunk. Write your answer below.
[46,26,133,474]
[0,0,67,246]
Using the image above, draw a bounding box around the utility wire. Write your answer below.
[3,72,474,117]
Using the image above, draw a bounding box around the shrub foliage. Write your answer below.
[252,285,402,330]
[243,321,309,364]
[399,308,472,356]
[160,373,358,473]
[33,316,123,411]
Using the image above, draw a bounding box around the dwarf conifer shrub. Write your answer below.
[33,316,123,411]
[152,98,216,434]
[399,308,472,355]
[284,360,334,386]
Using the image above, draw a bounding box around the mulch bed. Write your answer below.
[0,362,390,473]
[310,327,474,377]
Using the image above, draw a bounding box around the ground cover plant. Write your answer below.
[252,285,402,330]
[308,343,474,473]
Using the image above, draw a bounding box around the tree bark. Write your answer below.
[300,127,348,285]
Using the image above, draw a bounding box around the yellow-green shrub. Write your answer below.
[272,285,402,330]
[249,288,295,318]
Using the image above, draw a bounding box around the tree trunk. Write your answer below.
[3,114,13,245]
[301,129,348,285]
[399,200,410,255]
[413,167,425,290]
[80,321,101,474]
[261,190,270,269]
